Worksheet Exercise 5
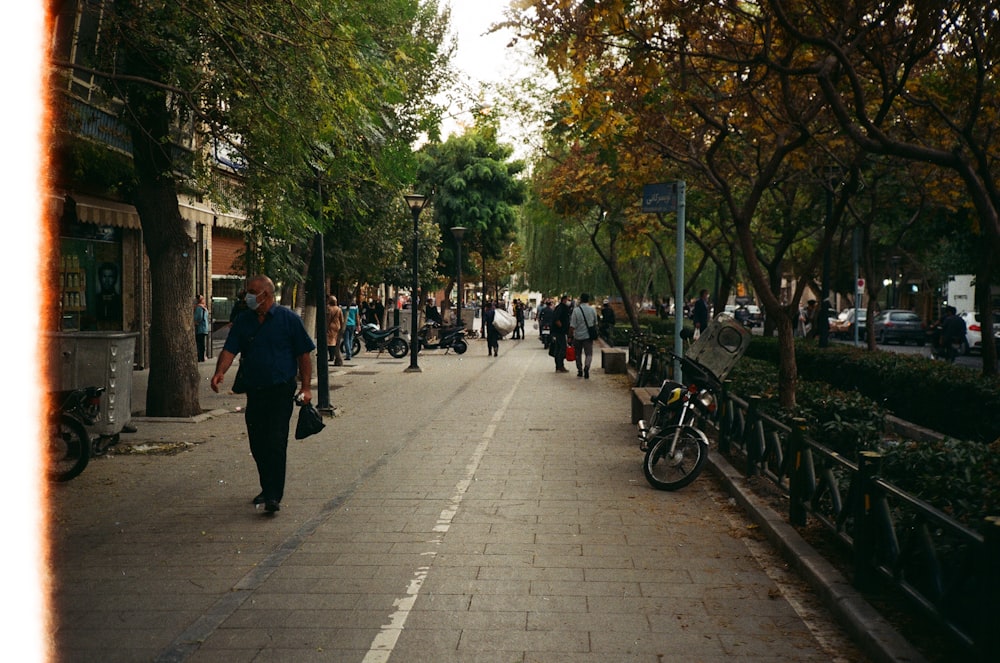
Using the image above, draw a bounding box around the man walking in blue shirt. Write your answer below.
[210,275,315,514]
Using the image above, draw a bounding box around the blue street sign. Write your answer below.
[642,182,678,213]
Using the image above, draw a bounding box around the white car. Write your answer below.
[959,311,1000,355]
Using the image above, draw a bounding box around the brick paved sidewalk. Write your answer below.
[45,336,920,662]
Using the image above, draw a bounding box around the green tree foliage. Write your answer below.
[52,0,450,416]
[415,123,528,296]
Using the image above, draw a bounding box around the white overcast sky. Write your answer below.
[439,0,533,143]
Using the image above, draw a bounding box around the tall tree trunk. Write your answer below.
[588,216,640,330]
[128,88,200,417]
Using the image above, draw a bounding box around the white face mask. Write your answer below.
[245,292,260,310]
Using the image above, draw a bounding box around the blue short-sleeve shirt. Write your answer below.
[224,304,315,389]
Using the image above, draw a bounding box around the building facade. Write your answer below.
[50,1,249,368]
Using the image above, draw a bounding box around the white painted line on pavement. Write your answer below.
[362,358,531,663]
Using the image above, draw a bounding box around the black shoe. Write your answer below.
[264,500,280,513]
[584,368,590,379]
[252,493,266,505]
[577,369,583,377]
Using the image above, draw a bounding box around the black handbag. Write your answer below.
[295,400,325,439]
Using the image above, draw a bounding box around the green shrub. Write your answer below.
[880,439,1000,529]
[729,342,999,531]
[728,357,885,458]
[745,336,1000,443]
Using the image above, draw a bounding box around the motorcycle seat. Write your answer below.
[366,327,397,340]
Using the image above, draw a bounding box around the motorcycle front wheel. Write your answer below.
[49,413,90,482]
[453,339,468,354]
[642,425,708,491]
[387,337,409,358]
[340,337,362,357]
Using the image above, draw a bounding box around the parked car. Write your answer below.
[872,310,926,345]
[959,310,1000,355]
[831,308,867,340]
[724,304,762,328]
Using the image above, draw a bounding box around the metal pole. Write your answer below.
[313,231,330,410]
[451,227,466,328]
[674,181,686,382]
[407,205,421,372]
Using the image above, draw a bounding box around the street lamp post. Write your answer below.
[451,226,466,329]
[404,193,429,372]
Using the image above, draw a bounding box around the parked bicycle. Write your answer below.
[634,342,659,387]
[48,386,105,482]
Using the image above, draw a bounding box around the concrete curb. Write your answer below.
[707,451,928,663]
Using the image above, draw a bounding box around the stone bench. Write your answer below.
[631,387,660,425]
[601,347,627,374]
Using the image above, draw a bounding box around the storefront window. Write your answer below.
[211,276,244,328]
[59,228,122,332]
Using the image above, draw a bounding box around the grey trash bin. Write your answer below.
[48,332,138,439]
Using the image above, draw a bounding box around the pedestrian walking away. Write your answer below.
[938,305,967,362]
[344,297,360,361]
[194,294,209,362]
[600,298,616,341]
[693,288,710,335]
[570,292,598,379]
[512,299,525,339]
[210,274,315,515]
[483,301,500,356]
[326,294,344,366]
[550,294,572,372]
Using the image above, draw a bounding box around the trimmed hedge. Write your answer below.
[744,336,1000,444]
[728,357,886,457]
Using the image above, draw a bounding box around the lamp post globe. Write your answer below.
[404,194,428,372]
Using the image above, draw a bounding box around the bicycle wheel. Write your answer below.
[387,337,409,358]
[643,425,708,491]
[49,413,90,482]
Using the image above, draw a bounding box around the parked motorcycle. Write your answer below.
[48,386,105,482]
[361,323,409,358]
[539,322,551,349]
[638,353,720,491]
[416,322,468,354]
[340,323,409,358]
[636,316,750,491]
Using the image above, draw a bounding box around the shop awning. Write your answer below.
[50,193,245,231]
[51,193,141,230]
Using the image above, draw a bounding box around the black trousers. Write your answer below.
[196,333,207,362]
[551,335,567,369]
[244,380,297,502]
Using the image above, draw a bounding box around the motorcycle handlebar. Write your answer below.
[668,351,723,391]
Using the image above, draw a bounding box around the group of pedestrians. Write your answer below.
[546,293,601,379]
[205,277,616,518]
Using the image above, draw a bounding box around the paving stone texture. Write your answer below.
[47,334,893,663]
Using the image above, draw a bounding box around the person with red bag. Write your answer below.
[569,292,598,379]
[550,294,573,373]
